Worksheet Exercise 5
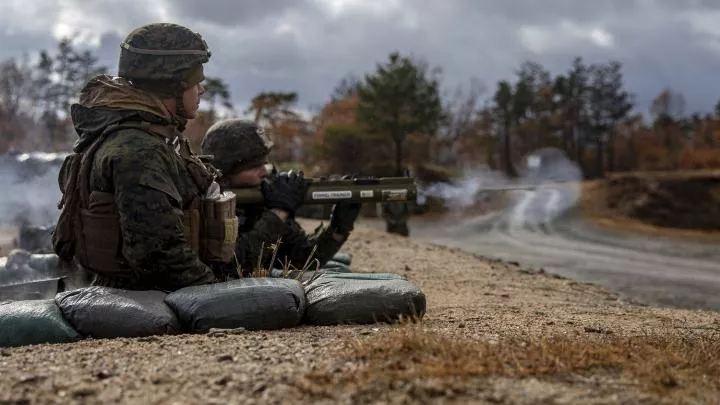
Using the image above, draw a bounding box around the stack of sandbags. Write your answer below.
[0,254,428,348]
[18,224,55,253]
[0,249,88,301]
[0,249,76,284]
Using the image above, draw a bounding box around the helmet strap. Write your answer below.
[175,93,189,119]
[167,90,188,132]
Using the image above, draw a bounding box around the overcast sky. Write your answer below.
[2,0,720,117]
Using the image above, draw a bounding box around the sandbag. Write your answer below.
[314,272,408,281]
[269,269,344,283]
[18,224,55,253]
[270,268,314,281]
[0,250,34,285]
[304,272,426,325]
[268,251,353,277]
[269,259,351,280]
[331,252,352,266]
[322,260,351,273]
[165,278,306,332]
[55,287,181,338]
[27,253,63,275]
[0,299,80,347]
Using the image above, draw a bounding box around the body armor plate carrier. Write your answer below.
[52,122,238,277]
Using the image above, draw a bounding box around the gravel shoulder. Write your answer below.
[1,220,718,405]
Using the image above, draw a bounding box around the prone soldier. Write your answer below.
[201,119,362,277]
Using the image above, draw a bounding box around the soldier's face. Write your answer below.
[227,164,269,187]
[182,83,205,118]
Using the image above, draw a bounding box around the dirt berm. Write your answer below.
[1,220,718,405]
[583,170,720,232]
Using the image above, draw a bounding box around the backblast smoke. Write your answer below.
[417,147,584,226]
[0,152,66,227]
[0,152,69,299]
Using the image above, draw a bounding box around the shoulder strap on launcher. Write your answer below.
[52,122,174,261]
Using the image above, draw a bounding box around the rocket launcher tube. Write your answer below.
[229,176,418,205]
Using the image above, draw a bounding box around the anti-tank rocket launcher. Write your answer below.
[229,175,418,205]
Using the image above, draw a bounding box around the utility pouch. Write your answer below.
[200,192,239,263]
[183,198,202,255]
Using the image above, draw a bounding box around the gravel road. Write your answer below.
[395,186,720,311]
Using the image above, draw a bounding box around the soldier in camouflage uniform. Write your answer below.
[53,23,228,291]
[200,119,361,277]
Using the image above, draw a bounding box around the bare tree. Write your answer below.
[438,78,486,165]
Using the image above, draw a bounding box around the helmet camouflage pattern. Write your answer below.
[118,22,210,90]
[201,119,275,174]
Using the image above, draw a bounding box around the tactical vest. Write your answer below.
[52,122,238,277]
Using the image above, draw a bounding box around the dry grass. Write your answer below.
[236,237,324,285]
[301,324,720,402]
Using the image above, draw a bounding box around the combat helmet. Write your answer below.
[118,22,211,117]
[201,119,275,174]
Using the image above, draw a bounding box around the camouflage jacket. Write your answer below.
[218,203,345,278]
[70,75,217,290]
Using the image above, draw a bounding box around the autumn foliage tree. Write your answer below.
[310,93,363,174]
[241,91,310,165]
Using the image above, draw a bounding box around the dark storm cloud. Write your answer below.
[1,0,720,115]
[170,0,315,26]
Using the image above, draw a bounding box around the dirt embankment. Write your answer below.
[1,220,719,404]
[581,170,720,239]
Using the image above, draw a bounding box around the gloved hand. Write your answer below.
[330,175,362,235]
[330,201,362,235]
[261,170,308,216]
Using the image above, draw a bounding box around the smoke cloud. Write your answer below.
[0,152,88,299]
[417,167,510,210]
[418,147,584,226]
[508,147,583,228]
[0,152,65,227]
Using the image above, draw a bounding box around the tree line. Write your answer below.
[297,54,720,179]
[0,37,233,152]
[1,39,719,180]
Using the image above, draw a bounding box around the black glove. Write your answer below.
[261,170,308,216]
[330,175,362,235]
[330,201,361,235]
